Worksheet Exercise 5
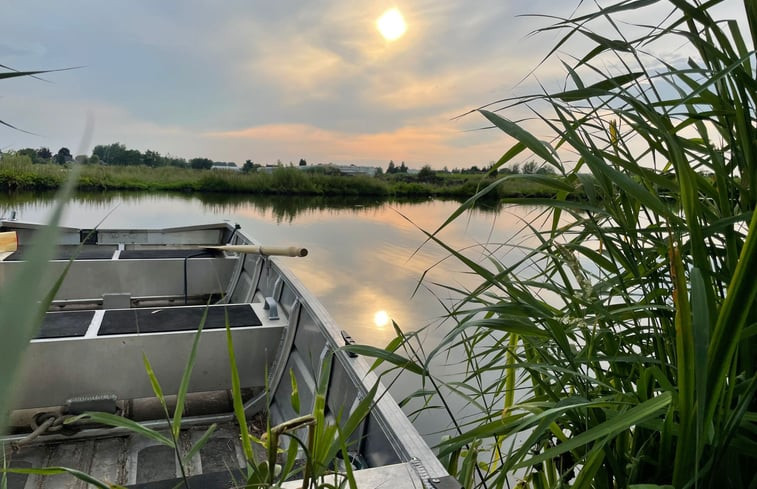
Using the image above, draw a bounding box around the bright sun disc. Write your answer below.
[374,310,390,328]
[377,8,406,41]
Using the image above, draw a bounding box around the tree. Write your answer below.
[398,161,407,173]
[418,165,435,181]
[36,147,52,161]
[142,150,163,167]
[17,148,41,164]
[54,147,72,165]
[387,160,396,174]
[242,160,255,173]
[522,161,538,174]
[499,163,520,175]
[93,143,123,164]
[92,143,140,166]
[190,157,213,170]
[299,158,307,166]
[166,156,187,168]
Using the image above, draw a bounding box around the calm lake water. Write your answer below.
[1,191,548,443]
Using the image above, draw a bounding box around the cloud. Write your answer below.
[1,0,613,166]
[205,116,510,167]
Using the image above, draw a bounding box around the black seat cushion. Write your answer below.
[98,304,261,335]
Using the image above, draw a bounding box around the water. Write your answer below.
[1,191,550,443]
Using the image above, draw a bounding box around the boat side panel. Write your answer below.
[361,413,403,467]
[278,280,299,319]
[13,326,283,409]
[96,229,225,246]
[41,259,235,301]
[229,255,262,304]
[269,349,318,424]
[291,307,329,381]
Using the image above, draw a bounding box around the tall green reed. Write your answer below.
[0,168,79,436]
[367,1,756,488]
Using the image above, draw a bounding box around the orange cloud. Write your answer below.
[205,119,510,167]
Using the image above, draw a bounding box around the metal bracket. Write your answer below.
[264,297,279,320]
[341,330,357,357]
[427,475,463,489]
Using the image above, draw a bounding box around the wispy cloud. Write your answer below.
[206,118,509,166]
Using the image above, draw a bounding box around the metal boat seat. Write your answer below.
[36,310,94,339]
[97,304,262,335]
[6,247,116,261]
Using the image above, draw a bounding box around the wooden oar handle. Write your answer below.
[206,245,308,257]
[0,231,18,253]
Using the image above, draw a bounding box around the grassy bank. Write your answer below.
[0,155,577,200]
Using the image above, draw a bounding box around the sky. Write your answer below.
[0,1,748,169]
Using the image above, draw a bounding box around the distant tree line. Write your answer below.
[384,159,556,176]
[15,146,72,165]
[8,143,241,170]
[8,143,556,178]
[91,143,207,168]
[446,161,556,175]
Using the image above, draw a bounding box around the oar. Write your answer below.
[205,244,308,257]
[0,231,18,253]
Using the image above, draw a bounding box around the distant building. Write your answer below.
[332,164,379,176]
[257,163,379,176]
[257,164,282,174]
[211,162,240,171]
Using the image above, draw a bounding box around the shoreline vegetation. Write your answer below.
[0,150,579,200]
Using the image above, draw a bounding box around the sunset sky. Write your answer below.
[1,1,745,169]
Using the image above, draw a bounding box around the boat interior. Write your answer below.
[0,221,450,488]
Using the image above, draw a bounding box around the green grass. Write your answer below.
[361,1,757,488]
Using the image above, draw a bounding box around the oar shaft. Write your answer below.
[207,245,308,257]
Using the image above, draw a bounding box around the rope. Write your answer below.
[11,415,57,451]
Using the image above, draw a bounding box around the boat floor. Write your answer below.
[4,417,267,489]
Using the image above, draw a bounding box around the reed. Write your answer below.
[365,1,756,488]
[0,169,79,436]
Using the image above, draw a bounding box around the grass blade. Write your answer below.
[66,412,173,447]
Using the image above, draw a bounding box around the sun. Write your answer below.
[377,8,407,41]
[373,310,390,328]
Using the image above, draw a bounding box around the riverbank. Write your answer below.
[0,155,580,200]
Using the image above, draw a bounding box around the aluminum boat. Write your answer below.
[0,219,456,489]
